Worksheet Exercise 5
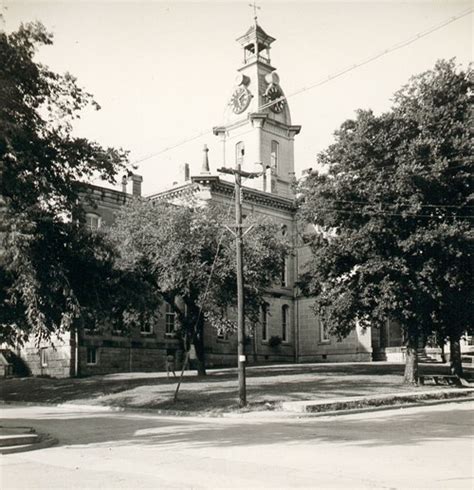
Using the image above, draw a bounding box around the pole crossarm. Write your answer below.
[217,167,264,179]
[223,223,255,238]
[224,224,236,237]
[242,224,254,237]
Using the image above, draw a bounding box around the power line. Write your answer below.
[313,199,474,210]
[131,129,213,166]
[311,207,474,220]
[314,160,471,174]
[257,7,473,113]
[129,7,473,168]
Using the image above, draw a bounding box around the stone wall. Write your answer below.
[296,296,372,363]
[78,345,170,376]
[20,333,73,378]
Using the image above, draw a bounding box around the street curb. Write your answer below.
[292,395,474,418]
[2,389,473,419]
[280,388,474,414]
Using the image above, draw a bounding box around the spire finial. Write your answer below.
[248,1,261,24]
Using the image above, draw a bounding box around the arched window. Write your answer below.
[235,141,245,165]
[281,305,289,342]
[261,304,268,341]
[271,140,279,173]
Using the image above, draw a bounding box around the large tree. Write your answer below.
[0,22,131,344]
[108,198,290,375]
[297,59,472,383]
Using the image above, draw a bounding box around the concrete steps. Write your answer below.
[417,349,441,364]
[0,427,57,455]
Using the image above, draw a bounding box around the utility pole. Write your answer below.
[235,161,246,407]
[218,164,262,408]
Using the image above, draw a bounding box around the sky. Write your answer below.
[4,1,473,195]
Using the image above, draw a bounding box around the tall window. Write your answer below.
[86,213,101,231]
[235,141,245,165]
[271,140,279,173]
[40,348,48,367]
[87,347,98,365]
[281,256,288,287]
[261,304,268,341]
[141,321,153,335]
[320,318,330,342]
[165,303,176,336]
[281,305,289,342]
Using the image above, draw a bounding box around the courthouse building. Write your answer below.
[15,19,386,377]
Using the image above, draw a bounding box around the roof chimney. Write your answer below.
[131,174,143,197]
[201,145,210,174]
[184,163,190,181]
[121,175,128,193]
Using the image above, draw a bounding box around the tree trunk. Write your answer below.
[404,333,419,384]
[449,336,463,377]
[439,342,446,364]
[193,328,207,376]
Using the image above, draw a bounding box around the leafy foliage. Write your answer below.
[297,59,473,381]
[0,22,130,344]
[1,22,127,217]
[108,197,290,374]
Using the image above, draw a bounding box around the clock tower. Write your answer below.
[213,19,301,197]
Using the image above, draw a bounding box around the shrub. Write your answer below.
[269,335,282,348]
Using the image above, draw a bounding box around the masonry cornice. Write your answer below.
[237,58,275,72]
[217,113,301,139]
[80,183,128,206]
[147,182,201,202]
[208,179,296,212]
[146,177,296,213]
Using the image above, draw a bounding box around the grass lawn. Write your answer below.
[1,362,470,415]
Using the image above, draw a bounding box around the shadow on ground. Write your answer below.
[1,362,471,413]
[2,402,472,451]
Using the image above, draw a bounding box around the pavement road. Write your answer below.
[1,401,473,489]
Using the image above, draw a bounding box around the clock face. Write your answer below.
[265,85,285,113]
[230,86,252,114]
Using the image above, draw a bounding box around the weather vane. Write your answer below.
[248,1,261,23]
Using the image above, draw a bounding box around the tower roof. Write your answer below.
[236,22,276,54]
